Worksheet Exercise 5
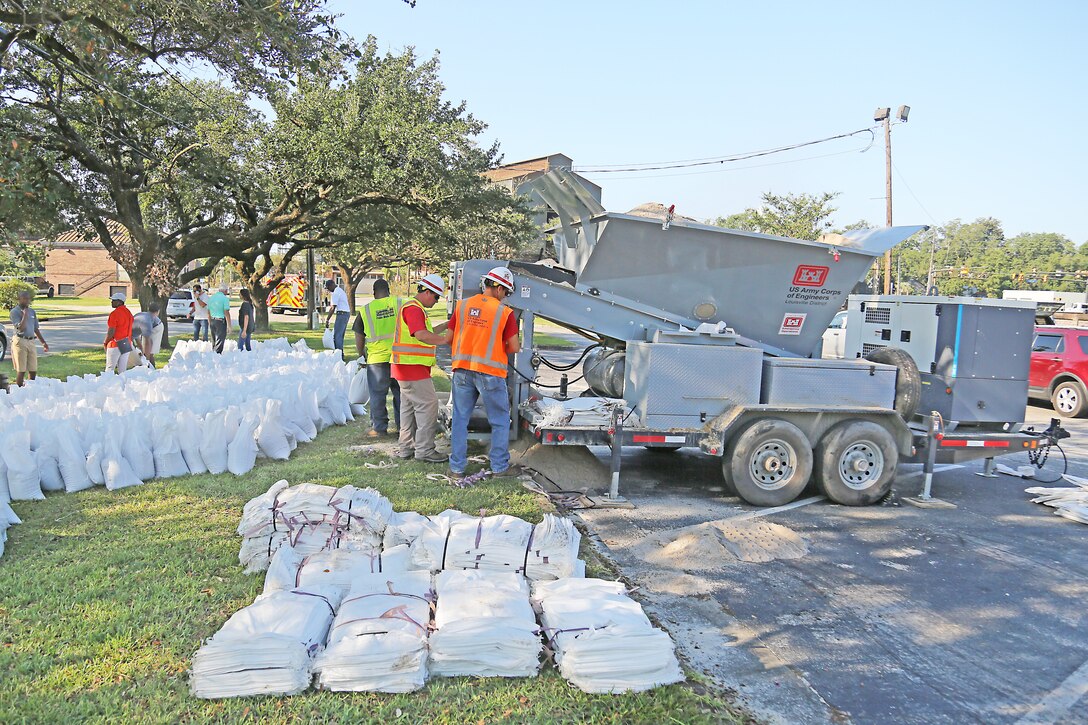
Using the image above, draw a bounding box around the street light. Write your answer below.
[873,105,910,294]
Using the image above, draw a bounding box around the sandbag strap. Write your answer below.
[290,588,336,616]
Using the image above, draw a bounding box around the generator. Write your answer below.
[842,295,1036,428]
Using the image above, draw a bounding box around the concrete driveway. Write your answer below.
[560,402,1088,724]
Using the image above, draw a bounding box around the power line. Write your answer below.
[573,127,878,173]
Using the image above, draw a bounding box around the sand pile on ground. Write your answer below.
[510,440,611,492]
[633,519,808,570]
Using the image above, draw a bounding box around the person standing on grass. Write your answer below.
[132,303,163,368]
[237,288,254,351]
[9,289,48,386]
[192,284,210,342]
[354,278,401,438]
[445,267,522,481]
[391,273,449,464]
[104,292,134,374]
[208,284,231,354]
[324,279,351,356]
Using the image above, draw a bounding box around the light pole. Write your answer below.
[874,105,910,294]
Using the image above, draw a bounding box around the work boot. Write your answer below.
[416,452,449,464]
[447,468,465,482]
[366,429,382,439]
[394,449,414,459]
[491,464,528,479]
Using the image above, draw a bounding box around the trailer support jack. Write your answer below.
[904,412,958,509]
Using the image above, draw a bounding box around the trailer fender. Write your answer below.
[701,405,913,458]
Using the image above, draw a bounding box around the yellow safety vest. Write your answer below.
[391,298,435,367]
[362,296,399,364]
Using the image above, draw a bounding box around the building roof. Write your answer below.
[483,153,575,183]
[47,220,131,250]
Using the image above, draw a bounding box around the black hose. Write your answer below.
[537,343,602,372]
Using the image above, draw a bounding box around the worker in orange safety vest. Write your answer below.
[444,266,522,481]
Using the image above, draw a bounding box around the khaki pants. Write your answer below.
[397,376,439,458]
[11,336,37,373]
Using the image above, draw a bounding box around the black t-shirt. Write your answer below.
[352,312,365,335]
[238,301,254,329]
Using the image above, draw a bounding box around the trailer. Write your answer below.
[448,170,1066,507]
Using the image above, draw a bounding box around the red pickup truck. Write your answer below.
[1030,326,1088,417]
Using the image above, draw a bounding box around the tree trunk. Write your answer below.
[338,264,358,315]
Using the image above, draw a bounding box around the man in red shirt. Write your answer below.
[391,274,450,463]
[104,292,135,374]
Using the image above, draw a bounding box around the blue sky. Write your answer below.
[334,0,1087,241]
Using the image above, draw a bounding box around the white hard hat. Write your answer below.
[417,273,445,296]
[110,292,127,302]
[483,266,515,292]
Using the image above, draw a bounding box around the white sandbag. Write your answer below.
[350,403,367,418]
[122,420,156,481]
[152,408,190,478]
[322,328,335,349]
[85,442,106,486]
[35,446,65,492]
[176,410,207,474]
[314,570,432,692]
[0,455,10,504]
[531,578,684,693]
[348,366,368,406]
[226,413,260,476]
[102,434,143,491]
[429,570,541,678]
[256,399,291,461]
[200,411,229,475]
[2,430,43,501]
[55,422,93,493]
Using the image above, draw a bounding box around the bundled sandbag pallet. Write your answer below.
[314,570,434,692]
[531,578,683,693]
[264,543,411,594]
[429,570,542,677]
[409,513,582,580]
[237,480,393,572]
[190,586,340,698]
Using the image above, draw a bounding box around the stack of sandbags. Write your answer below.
[1026,476,1088,524]
[314,570,433,692]
[409,513,582,580]
[190,586,340,698]
[263,543,411,595]
[237,480,393,572]
[428,570,541,678]
[531,578,683,693]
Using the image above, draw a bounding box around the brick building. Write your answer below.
[42,221,135,298]
[482,153,602,231]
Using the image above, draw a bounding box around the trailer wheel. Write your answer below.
[814,420,898,506]
[864,347,921,420]
[725,419,812,507]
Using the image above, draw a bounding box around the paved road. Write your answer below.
[520,341,1088,724]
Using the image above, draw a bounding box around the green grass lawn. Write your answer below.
[31,296,139,320]
[0,419,737,724]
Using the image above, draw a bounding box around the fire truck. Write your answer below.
[267,275,308,315]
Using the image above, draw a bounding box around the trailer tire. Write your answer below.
[814,420,898,506]
[725,419,812,507]
[864,346,921,420]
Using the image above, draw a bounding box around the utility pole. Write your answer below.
[883,115,893,294]
[873,105,910,295]
[306,247,316,331]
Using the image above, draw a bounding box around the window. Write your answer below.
[109,285,127,298]
[827,312,847,330]
[170,291,193,300]
[1032,334,1065,353]
[58,284,75,296]
[1079,336,1088,355]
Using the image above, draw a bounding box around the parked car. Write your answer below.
[821,310,848,359]
[167,289,195,322]
[1030,326,1088,417]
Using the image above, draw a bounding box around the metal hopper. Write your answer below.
[533,170,926,357]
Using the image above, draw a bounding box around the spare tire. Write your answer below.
[864,347,921,420]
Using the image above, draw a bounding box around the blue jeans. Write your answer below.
[333,311,349,352]
[366,362,401,434]
[450,369,511,474]
[192,318,209,341]
[237,329,252,351]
